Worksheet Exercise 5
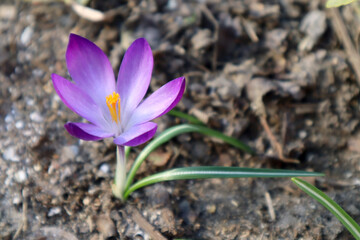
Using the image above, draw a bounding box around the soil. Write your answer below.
[1,0,360,239]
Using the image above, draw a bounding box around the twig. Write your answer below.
[260,116,299,164]
[200,4,219,71]
[126,205,167,240]
[242,18,259,42]
[265,191,276,221]
[70,1,127,22]
[167,146,181,169]
[330,8,360,85]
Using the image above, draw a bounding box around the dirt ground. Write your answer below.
[1,0,360,239]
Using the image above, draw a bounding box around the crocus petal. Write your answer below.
[127,77,185,127]
[52,73,106,126]
[66,34,115,107]
[116,38,153,123]
[113,122,157,147]
[65,122,113,141]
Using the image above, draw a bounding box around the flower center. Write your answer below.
[106,92,121,123]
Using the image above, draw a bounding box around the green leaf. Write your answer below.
[326,0,356,8]
[125,146,131,157]
[124,124,255,192]
[292,178,360,239]
[123,167,324,200]
[168,109,205,125]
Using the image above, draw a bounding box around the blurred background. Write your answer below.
[1,0,360,239]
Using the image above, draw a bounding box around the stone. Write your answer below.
[3,147,20,162]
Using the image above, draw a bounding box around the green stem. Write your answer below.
[111,145,126,200]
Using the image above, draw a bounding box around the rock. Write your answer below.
[61,145,79,162]
[3,146,20,162]
[15,121,24,129]
[99,163,110,174]
[14,170,27,183]
[48,207,61,217]
[20,26,34,46]
[4,114,13,123]
[30,112,43,123]
[167,0,178,10]
[206,204,216,214]
[12,195,22,205]
[83,197,91,206]
[298,130,307,139]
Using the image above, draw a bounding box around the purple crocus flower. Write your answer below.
[51,34,185,147]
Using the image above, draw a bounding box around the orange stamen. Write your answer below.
[106,92,121,123]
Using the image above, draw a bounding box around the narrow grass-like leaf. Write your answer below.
[292,177,360,239]
[326,0,355,8]
[125,146,131,158]
[124,124,255,192]
[123,167,324,200]
[168,109,205,125]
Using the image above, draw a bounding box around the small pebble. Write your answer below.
[33,163,42,172]
[3,147,20,162]
[32,68,44,78]
[167,0,178,10]
[15,121,24,129]
[20,26,34,46]
[30,112,43,123]
[299,130,307,139]
[4,114,13,123]
[83,197,91,206]
[13,196,22,205]
[61,145,79,161]
[231,200,239,207]
[48,207,61,217]
[206,204,216,214]
[99,163,110,174]
[305,119,313,126]
[14,170,27,183]
[26,98,35,106]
